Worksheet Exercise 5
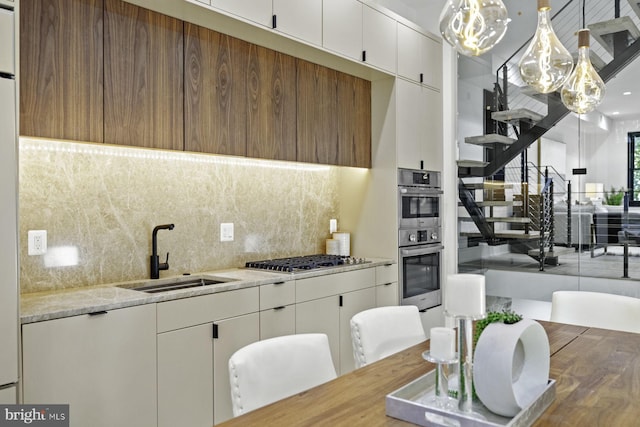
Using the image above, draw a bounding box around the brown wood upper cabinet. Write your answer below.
[20,0,371,168]
[20,0,104,142]
[297,60,371,168]
[185,23,248,157]
[246,44,297,162]
[104,0,184,150]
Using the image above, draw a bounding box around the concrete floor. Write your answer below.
[460,244,640,321]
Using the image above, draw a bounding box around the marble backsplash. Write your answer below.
[19,138,340,293]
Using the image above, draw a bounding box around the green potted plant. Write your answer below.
[604,187,625,206]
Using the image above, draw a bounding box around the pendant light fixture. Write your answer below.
[439,0,509,57]
[518,0,573,93]
[560,29,606,114]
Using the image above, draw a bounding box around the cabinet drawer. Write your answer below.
[260,280,295,310]
[259,305,295,340]
[0,9,14,75]
[296,268,375,302]
[376,263,398,285]
[157,287,259,333]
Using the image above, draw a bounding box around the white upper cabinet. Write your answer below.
[396,79,443,171]
[273,0,322,46]
[0,9,14,74]
[362,4,397,73]
[323,0,363,61]
[208,0,272,27]
[398,23,442,89]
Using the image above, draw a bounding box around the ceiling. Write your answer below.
[385,0,640,120]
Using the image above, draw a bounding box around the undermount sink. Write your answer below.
[120,276,236,293]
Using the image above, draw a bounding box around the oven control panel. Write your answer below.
[399,228,441,246]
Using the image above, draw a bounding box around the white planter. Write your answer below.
[473,319,550,417]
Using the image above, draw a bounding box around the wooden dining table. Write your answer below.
[216,321,640,426]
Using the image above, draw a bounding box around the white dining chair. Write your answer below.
[550,291,640,333]
[228,333,337,417]
[350,305,427,368]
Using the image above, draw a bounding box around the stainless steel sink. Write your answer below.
[119,276,236,293]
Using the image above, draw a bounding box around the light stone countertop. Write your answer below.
[20,259,394,324]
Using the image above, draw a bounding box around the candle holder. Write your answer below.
[422,351,458,410]
[454,314,485,413]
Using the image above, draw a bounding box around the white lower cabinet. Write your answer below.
[156,287,259,426]
[0,385,16,404]
[339,287,376,374]
[22,304,157,427]
[157,313,259,427]
[212,313,260,424]
[296,295,340,368]
[158,324,213,427]
[259,280,295,340]
[260,305,295,339]
[295,268,377,375]
[375,263,399,307]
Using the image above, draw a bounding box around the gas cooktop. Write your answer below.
[245,254,368,273]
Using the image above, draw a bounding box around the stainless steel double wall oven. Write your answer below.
[397,168,443,311]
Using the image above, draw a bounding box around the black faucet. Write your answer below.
[150,224,174,279]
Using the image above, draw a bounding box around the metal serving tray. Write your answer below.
[386,370,555,427]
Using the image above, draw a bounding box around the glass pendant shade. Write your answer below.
[518,0,573,93]
[561,29,606,114]
[439,0,509,57]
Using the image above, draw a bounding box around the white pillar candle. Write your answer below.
[445,274,486,318]
[430,327,456,361]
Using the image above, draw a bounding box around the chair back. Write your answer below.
[550,291,640,333]
[350,305,426,368]
[228,333,337,416]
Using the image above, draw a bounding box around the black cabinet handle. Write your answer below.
[88,310,108,316]
[339,295,343,307]
[273,306,286,311]
[272,14,277,29]
[362,50,366,62]
[213,323,219,339]
[274,281,285,285]
[420,160,424,170]
[420,73,424,83]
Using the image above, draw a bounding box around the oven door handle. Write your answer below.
[400,245,444,256]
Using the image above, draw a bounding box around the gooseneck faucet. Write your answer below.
[150,224,174,279]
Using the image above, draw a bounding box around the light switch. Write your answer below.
[220,223,234,242]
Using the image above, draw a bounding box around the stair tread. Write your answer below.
[464,182,514,189]
[589,16,640,56]
[465,134,516,146]
[476,200,518,207]
[457,160,489,167]
[485,217,532,223]
[492,108,544,124]
[460,230,543,240]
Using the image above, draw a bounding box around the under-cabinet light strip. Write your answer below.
[19,137,332,172]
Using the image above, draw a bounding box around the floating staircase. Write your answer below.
[457,0,640,270]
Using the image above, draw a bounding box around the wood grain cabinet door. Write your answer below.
[20,0,104,142]
[246,44,297,162]
[104,0,183,150]
[337,72,371,168]
[297,59,371,167]
[184,23,248,156]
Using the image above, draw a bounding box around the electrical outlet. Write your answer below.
[220,223,234,242]
[28,230,47,255]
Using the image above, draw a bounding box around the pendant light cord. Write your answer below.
[582,0,585,28]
